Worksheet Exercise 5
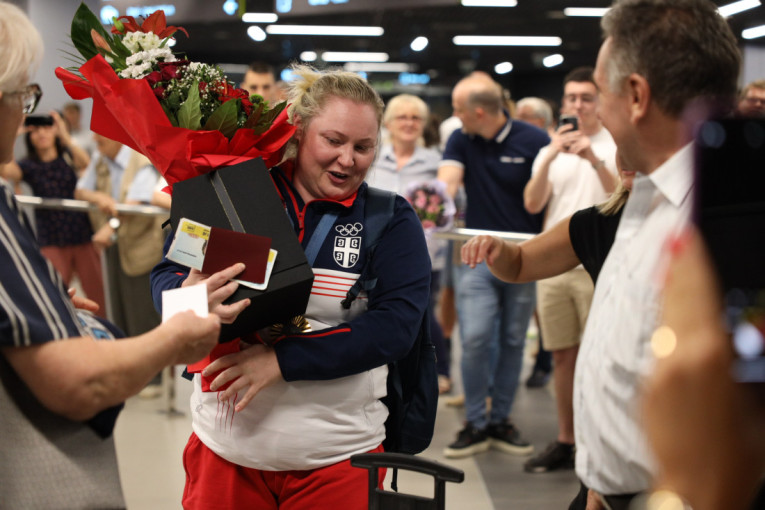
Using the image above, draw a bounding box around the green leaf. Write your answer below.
[177,81,202,130]
[110,35,133,60]
[243,102,265,129]
[161,102,179,127]
[203,100,239,139]
[252,100,287,135]
[71,3,113,61]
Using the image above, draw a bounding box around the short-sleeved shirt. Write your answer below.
[569,205,623,284]
[0,183,88,347]
[532,127,618,230]
[441,117,550,233]
[76,146,158,202]
[17,156,93,247]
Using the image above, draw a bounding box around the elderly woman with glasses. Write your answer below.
[0,3,222,507]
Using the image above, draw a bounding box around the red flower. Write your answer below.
[198,82,208,93]
[153,86,166,98]
[159,60,187,81]
[111,10,189,39]
[145,70,162,87]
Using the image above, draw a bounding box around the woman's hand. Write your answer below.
[68,287,99,313]
[92,222,115,250]
[461,235,505,268]
[182,263,251,324]
[50,110,71,146]
[203,343,283,412]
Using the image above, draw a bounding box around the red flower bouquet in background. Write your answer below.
[55,3,295,191]
[405,180,455,232]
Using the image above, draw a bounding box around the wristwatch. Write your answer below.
[108,216,120,243]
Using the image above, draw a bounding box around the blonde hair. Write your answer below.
[383,94,429,126]
[0,2,43,93]
[282,65,384,161]
[597,180,630,216]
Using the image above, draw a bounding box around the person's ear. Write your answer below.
[626,73,651,123]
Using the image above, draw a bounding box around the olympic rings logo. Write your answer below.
[335,223,363,236]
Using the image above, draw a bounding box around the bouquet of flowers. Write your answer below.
[55,3,295,191]
[405,180,455,232]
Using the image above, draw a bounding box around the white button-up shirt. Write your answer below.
[573,144,694,495]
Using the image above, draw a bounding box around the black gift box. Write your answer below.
[171,159,314,342]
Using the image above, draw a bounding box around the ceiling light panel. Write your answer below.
[265,25,384,36]
[322,52,389,62]
[453,35,562,46]
[563,7,610,17]
[718,0,761,17]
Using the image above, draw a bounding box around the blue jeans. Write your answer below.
[456,263,536,429]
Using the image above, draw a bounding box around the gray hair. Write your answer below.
[282,65,384,161]
[516,97,553,129]
[601,0,740,117]
[0,2,43,93]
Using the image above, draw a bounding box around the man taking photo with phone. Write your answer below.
[521,66,618,474]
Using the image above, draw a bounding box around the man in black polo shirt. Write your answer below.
[439,73,549,458]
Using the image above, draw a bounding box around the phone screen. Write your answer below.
[694,117,765,383]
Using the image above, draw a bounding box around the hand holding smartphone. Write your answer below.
[558,114,578,132]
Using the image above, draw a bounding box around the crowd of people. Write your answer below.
[1,0,764,508]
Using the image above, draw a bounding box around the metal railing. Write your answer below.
[15,195,169,217]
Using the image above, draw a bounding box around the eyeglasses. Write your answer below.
[4,83,42,114]
[393,115,424,123]
[744,96,765,107]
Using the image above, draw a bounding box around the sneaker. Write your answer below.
[525,369,551,388]
[443,423,490,458]
[486,420,534,456]
[524,441,575,473]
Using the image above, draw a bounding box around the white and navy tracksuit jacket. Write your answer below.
[150,164,431,470]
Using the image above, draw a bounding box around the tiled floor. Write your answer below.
[115,337,580,509]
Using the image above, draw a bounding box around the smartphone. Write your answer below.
[694,117,765,383]
[558,114,578,132]
[24,114,54,127]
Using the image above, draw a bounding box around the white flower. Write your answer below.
[122,31,163,53]
[119,47,176,79]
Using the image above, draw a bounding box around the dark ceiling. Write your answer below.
[172,0,765,106]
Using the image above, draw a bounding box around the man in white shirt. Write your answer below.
[522,67,617,474]
[571,1,741,509]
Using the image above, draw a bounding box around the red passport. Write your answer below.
[201,227,271,284]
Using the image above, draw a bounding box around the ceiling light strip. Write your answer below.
[453,35,562,46]
[265,25,384,36]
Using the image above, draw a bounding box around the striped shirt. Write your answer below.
[0,182,87,347]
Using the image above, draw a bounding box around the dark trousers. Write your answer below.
[568,482,637,510]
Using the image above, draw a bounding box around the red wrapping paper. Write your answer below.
[55,56,296,192]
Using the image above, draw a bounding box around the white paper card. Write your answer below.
[161,283,208,323]
[166,218,210,271]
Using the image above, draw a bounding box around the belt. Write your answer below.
[600,492,640,510]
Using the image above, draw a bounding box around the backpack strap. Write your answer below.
[341,187,396,309]
[303,211,339,266]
